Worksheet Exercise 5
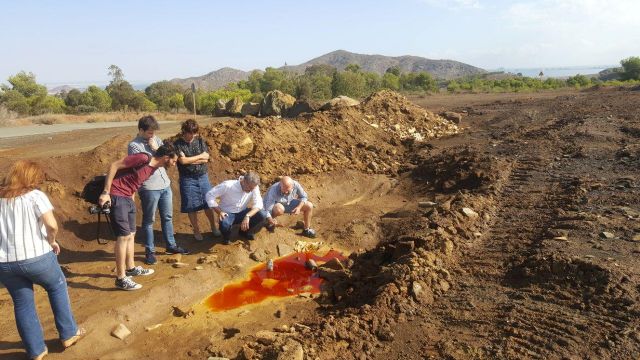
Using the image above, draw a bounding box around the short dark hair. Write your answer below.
[181,119,199,134]
[138,115,159,131]
[154,143,178,158]
[243,171,261,186]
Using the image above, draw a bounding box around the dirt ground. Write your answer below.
[1,87,639,359]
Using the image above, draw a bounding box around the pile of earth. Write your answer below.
[199,90,459,182]
[227,146,510,360]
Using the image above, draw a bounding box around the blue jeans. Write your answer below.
[0,252,78,358]
[139,186,177,253]
[219,208,268,241]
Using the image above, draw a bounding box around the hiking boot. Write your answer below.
[115,276,142,291]
[126,266,155,277]
[301,228,317,238]
[144,252,157,265]
[62,327,86,348]
[212,228,222,238]
[239,231,255,241]
[166,246,190,255]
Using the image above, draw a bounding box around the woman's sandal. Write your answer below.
[62,327,86,348]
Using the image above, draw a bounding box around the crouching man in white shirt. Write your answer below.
[205,171,267,245]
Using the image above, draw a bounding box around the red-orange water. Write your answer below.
[205,250,346,312]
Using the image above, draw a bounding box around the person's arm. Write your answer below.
[98,156,136,206]
[291,181,308,214]
[241,186,263,231]
[263,184,277,219]
[41,210,60,255]
[205,182,229,219]
[178,153,208,165]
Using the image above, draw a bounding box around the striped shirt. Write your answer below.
[0,190,54,262]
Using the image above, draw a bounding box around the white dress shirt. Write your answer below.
[205,177,263,214]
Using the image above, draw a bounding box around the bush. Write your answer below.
[620,56,640,81]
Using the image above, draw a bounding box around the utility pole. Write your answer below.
[191,83,197,117]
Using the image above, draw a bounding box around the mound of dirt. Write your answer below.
[198,91,459,181]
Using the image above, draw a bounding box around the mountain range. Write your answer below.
[169,50,486,90]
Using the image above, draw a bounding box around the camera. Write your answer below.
[88,202,111,215]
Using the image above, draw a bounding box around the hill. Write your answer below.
[169,67,253,91]
[282,50,486,79]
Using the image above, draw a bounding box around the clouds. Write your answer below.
[419,0,482,10]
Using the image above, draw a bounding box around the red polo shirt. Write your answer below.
[110,153,157,197]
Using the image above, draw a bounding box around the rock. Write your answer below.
[164,254,182,263]
[255,330,279,345]
[111,323,131,340]
[277,244,294,257]
[208,357,230,360]
[170,274,184,279]
[320,258,346,271]
[600,231,615,239]
[461,207,479,219]
[221,130,254,160]
[320,96,360,111]
[418,201,437,208]
[287,99,320,117]
[411,281,434,304]
[145,323,162,331]
[367,161,379,171]
[632,234,640,242]
[261,90,296,116]
[240,102,260,116]
[277,339,304,360]
[214,99,228,117]
[441,239,454,256]
[250,248,269,262]
[172,262,189,268]
[194,266,204,270]
[441,111,463,124]
[198,255,217,264]
[225,97,244,116]
[393,241,415,260]
[172,305,194,318]
[305,259,318,271]
[439,280,451,292]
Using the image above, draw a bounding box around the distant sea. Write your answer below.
[493,65,616,78]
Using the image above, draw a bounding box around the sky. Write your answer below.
[1,0,639,84]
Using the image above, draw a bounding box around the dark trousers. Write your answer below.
[219,208,267,241]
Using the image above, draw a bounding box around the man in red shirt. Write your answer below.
[98,144,178,290]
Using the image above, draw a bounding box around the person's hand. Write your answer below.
[268,217,278,226]
[179,151,186,158]
[148,138,159,151]
[218,211,228,220]
[292,207,301,215]
[51,241,61,255]
[241,216,250,231]
[98,194,111,207]
[200,152,210,161]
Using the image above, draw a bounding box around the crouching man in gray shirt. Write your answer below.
[263,176,316,238]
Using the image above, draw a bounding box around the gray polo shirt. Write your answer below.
[128,135,171,191]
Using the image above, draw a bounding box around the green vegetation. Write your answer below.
[2,56,640,118]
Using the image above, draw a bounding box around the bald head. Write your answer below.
[280,176,294,195]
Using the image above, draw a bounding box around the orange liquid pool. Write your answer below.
[205,250,346,312]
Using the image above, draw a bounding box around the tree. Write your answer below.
[108,65,125,84]
[168,93,184,112]
[106,81,137,111]
[83,85,112,112]
[345,64,361,73]
[332,70,367,98]
[145,81,184,111]
[566,74,591,88]
[31,95,65,115]
[64,89,84,108]
[386,66,401,77]
[4,71,47,98]
[620,56,640,80]
[382,72,400,90]
[0,90,30,114]
[305,64,336,77]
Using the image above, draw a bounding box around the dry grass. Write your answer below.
[1,111,200,127]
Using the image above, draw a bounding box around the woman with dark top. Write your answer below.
[0,161,84,359]
[174,119,221,241]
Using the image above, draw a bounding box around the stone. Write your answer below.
[320,96,360,111]
[250,248,269,262]
[632,234,640,242]
[194,266,204,270]
[208,357,230,360]
[600,231,615,239]
[393,241,415,260]
[213,99,228,117]
[145,323,162,331]
[277,339,304,360]
[164,254,182,264]
[461,207,479,219]
[277,243,294,257]
[172,305,194,318]
[287,99,320,117]
[225,97,244,116]
[111,323,131,340]
[320,258,346,271]
[441,239,454,256]
[261,90,296,116]
[305,259,318,271]
[240,102,260,117]
[418,201,437,208]
[221,130,254,160]
[439,280,451,292]
[440,111,463,124]
[255,330,279,345]
[172,262,189,268]
[411,281,434,304]
[197,255,217,264]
